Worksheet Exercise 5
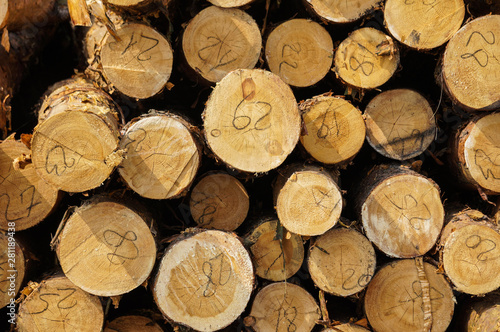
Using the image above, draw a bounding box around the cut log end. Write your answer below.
[101,23,173,99]
[365,259,455,332]
[300,96,365,165]
[245,219,304,281]
[360,166,444,258]
[189,173,249,231]
[206,0,255,8]
[104,315,163,332]
[0,233,24,309]
[308,228,375,297]
[0,139,59,231]
[119,113,201,200]
[276,166,342,236]
[203,69,301,173]
[442,15,500,110]
[322,324,371,332]
[246,282,321,332]
[17,275,104,332]
[182,6,261,83]
[153,229,254,332]
[265,19,333,87]
[56,200,156,297]
[305,0,379,23]
[334,28,400,89]
[385,0,465,50]
[442,224,500,295]
[364,89,436,160]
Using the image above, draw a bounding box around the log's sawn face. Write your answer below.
[305,0,379,23]
[0,233,24,309]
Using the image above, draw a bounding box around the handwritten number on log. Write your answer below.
[201,253,232,297]
[198,36,237,72]
[0,186,40,222]
[349,56,374,76]
[109,32,159,62]
[103,230,139,265]
[465,235,497,262]
[474,149,500,180]
[461,31,496,68]
[279,43,301,74]
[232,99,272,132]
[45,145,76,176]
[29,288,78,315]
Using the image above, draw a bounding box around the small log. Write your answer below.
[364,259,455,332]
[17,275,104,332]
[54,199,156,297]
[451,112,500,194]
[308,227,376,297]
[274,164,342,236]
[322,324,371,331]
[86,20,173,99]
[203,69,301,173]
[384,0,465,50]
[334,27,400,89]
[153,229,254,331]
[356,165,444,258]
[104,315,164,332]
[364,89,436,160]
[244,218,304,281]
[441,15,500,111]
[455,294,500,332]
[299,95,365,165]
[0,0,56,30]
[31,77,122,193]
[265,18,333,87]
[182,6,261,83]
[439,209,500,295]
[189,172,249,231]
[244,282,321,332]
[206,0,256,8]
[119,112,201,200]
[304,0,379,23]
[0,138,60,231]
[0,232,24,309]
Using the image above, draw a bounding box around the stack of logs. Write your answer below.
[1,0,500,331]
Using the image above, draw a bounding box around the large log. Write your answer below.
[54,198,156,297]
[441,15,500,111]
[364,259,455,332]
[0,138,60,231]
[356,164,444,258]
[455,294,500,332]
[304,0,379,23]
[153,229,254,331]
[182,6,261,84]
[203,69,301,173]
[265,18,333,87]
[31,77,122,193]
[118,112,201,200]
[104,315,164,332]
[0,0,57,30]
[17,275,104,332]
[384,0,465,50]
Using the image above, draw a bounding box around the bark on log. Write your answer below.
[203,69,301,173]
[182,5,261,84]
[334,28,400,89]
[265,19,333,88]
[450,112,500,194]
[244,282,321,332]
[85,19,173,99]
[0,232,24,309]
[244,218,304,281]
[206,0,256,8]
[54,198,156,297]
[104,315,164,332]
[322,324,371,331]
[364,259,455,332]
[364,89,436,160]
[153,229,254,332]
[189,172,249,231]
[441,15,500,111]
[304,0,379,23]
[308,227,376,297]
[299,95,366,165]
[0,138,60,231]
[274,164,342,236]
[438,209,500,295]
[118,112,201,200]
[17,275,104,332]
[0,0,57,30]
[384,0,465,50]
[455,294,500,332]
[31,77,122,193]
[356,164,444,258]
